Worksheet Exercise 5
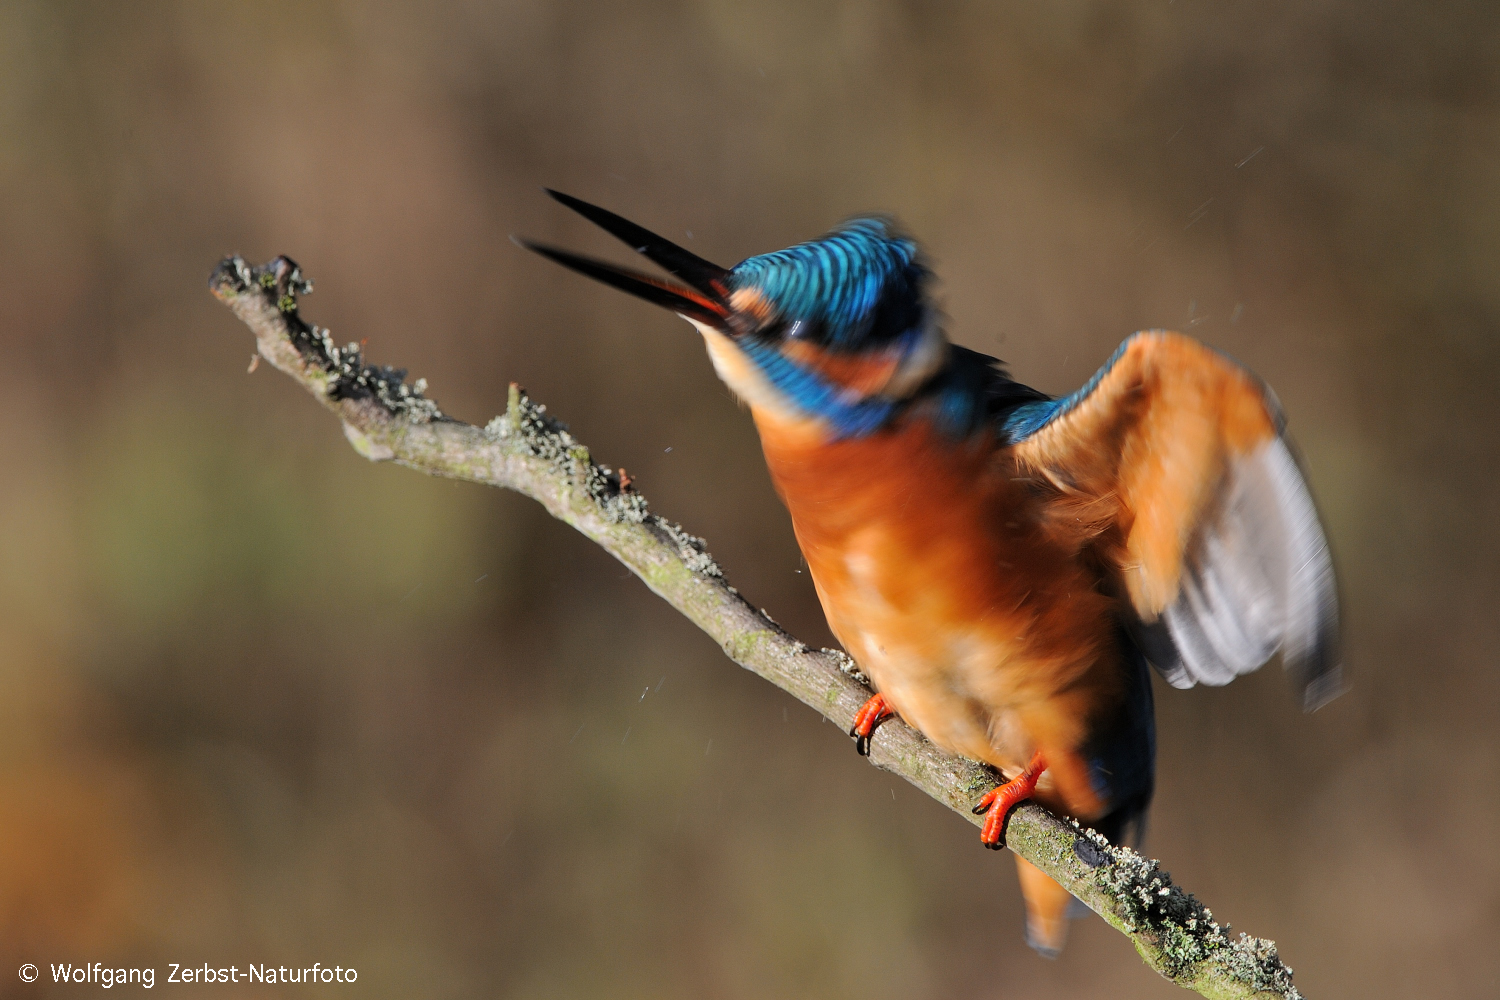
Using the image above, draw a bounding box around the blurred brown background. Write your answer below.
[1,2,1497,997]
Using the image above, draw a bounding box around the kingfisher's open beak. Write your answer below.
[517,190,733,331]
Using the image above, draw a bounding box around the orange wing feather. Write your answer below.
[1011,331,1341,707]
[1013,332,1277,614]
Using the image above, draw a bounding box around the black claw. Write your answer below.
[983,838,1006,851]
[854,734,872,756]
[971,802,988,816]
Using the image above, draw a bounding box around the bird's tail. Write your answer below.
[1014,856,1078,958]
[1014,790,1149,957]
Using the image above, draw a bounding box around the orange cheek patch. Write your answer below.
[780,339,901,396]
[729,284,916,398]
[728,287,776,325]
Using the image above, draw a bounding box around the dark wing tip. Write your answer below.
[1299,662,1346,712]
[1288,610,1345,712]
[1139,435,1346,711]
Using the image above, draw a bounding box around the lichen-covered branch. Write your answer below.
[210,255,1305,1000]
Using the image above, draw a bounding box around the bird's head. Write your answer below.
[520,191,950,438]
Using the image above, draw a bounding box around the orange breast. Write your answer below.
[752,408,1122,817]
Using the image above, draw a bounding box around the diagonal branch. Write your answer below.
[210,255,1306,1000]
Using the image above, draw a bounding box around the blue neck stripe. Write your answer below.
[738,337,896,438]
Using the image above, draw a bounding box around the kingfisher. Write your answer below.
[521,190,1342,956]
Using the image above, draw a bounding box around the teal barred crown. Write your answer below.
[729,218,928,350]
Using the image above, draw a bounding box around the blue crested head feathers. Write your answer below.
[728,217,928,351]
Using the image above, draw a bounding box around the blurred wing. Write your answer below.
[1006,331,1342,711]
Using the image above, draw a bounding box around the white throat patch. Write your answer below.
[686,317,806,421]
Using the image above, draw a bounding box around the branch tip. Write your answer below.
[212,256,443,425]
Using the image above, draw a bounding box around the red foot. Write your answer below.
[973,752,1047,850]
[848,693,894,756]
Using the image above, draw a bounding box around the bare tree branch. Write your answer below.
[210,254,1306,1000]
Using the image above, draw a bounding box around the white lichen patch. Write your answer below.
[1074,822,1301,998]
[820,647,869,687]
[239,256,443,424]
[486,388,654,527]
[654,518,722,577]
[324,337,442,424]
[486,387,730,579]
